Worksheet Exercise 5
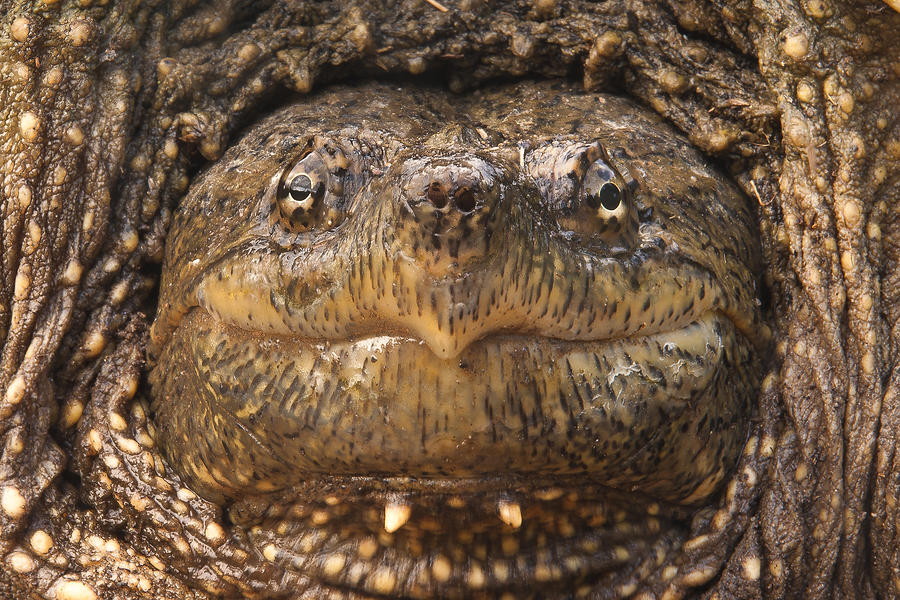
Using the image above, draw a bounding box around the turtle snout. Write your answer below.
[396,156,507,273]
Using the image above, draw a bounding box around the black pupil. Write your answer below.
[289,174,314,202]
[598,182,621,211]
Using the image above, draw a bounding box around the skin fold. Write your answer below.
[0,1,896,599]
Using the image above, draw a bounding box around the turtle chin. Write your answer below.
[149,304,757,507]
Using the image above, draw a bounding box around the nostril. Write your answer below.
[426,182,448,209]
[454,187,477,212]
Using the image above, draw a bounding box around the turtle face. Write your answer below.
[148,81,763,595]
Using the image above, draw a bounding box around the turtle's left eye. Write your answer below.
[583,159,628,224]
[277,151,330,229]
[273,140,352,234]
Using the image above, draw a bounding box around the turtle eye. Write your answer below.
[583,159,628,222]
[276,151,331,230]
[275,150,342,232]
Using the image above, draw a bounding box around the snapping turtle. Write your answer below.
[0,1,897,599]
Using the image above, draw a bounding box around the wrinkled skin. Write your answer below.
[0,1,897,600]
[145,82,762,597]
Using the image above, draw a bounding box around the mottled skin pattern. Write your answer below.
[144,82,761,597]
[0,1,897,600]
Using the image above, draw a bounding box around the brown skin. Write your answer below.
[0,1,897,599]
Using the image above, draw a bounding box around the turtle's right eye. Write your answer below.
[276,151,331,230]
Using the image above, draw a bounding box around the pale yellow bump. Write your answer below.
[861,351,875,375]
[680,566,718,586]
[103,538,120,554]
[876,116,888,130]
[18,185,32,209]
[743,466,758,486]
[66,19,93,46]
[646,502,660,516]
[7,551,34,573]
[11,17,30,42]
[7,434,23,455]
[310,509,329,525]
[823,75,839,97]
[56,580,98,600]
[841,251,855,272]
[383,501,411,533]
[492,560,509,582]
[783,30,809,58]
[83,330,106,357]
[837,92,854,115]
[116,437,141,455]
[14,269,31,301]
[861,294,875,310]
[795,462,808,481]
[130,153,150,173]
[163,139,179,160]
[614,546,630,561]
[13,62,32,84]
[357,537,378,559]
[321,553,345,577]
[660,69,687,94]
[205,522,225,544]
[841,199,860,226]
[467,564,485,588]
[137,431,154,448]
[137,576,151,592]
[6,375,26,406]
[371,568,397,594]
[148,555,164,571]
[886,140,900,159]
[238,42,261,62]
[102,258,120,273]
[432,555,452,582]
[682,534,709,552]
[1,486,26,519]
[62,261,84,285]
[497,500,522,528]
[110,280,130,305]
[102,454,120,469]
[663,565,678,580]
[25,221,42,250]
[176,488,196,502]
[64,126,85,147]
[109,412,127,432]
[172,536,191,556]
[874,166,887,185]
[617,582,638,597]
[713,509,730,530]
[534,563,552,581]
[535,488,564,501]
[769,557,784,578]
[62,401,84,428]
[867,222,881,241]
[761,434,776,457]
[743,556,761,580]
[119,229,139,253]
[129,494,149,512]
[744,436,759,456]
[53,165,68,186]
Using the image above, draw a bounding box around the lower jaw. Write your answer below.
[230,478,693,599]
[151,309,755,505]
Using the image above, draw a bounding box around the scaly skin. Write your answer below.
[144,82,761,597]
[0,1,896,600]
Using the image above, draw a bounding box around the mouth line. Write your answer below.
[178,302,732,355]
